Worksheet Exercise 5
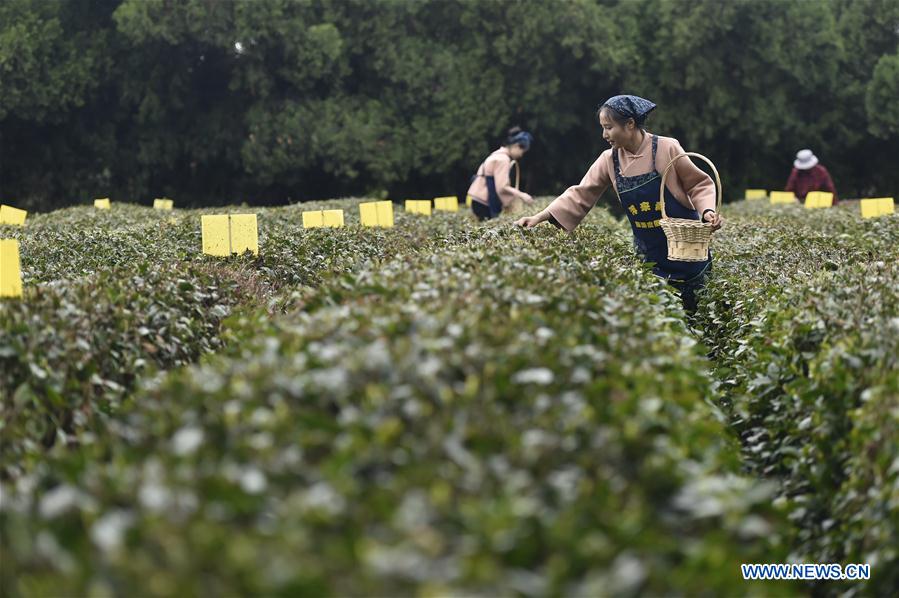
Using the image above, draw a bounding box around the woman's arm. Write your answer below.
[663,139,723,229]
[516,154,611,230]
[491,157,532,205]
[668,142,716,213]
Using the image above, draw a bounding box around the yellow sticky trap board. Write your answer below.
[376,201,394,227]
[434,196,459,212]
[0,205,28,226]
[359,202,379,227]
[804,191,833,209]
[302,211,324,228]
[201,215,231,256]
[154,198,174,210]
[745,189,767,200]
[877,197,895,215]
[405,200,432,216]
[466,195,473,207]
[303,210,343,229]
[1,239,23,298]
[202,214,259,256]
[358,201,395,227]
[769,191,796,204]
[860,197,895,218]
[229,214,259,255]
[94,198,111,209]
[322,210,344,227]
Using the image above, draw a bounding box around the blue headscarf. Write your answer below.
[507,130,533,150]
[601,95,657,126]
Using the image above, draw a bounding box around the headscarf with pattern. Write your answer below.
[601,95,657,126]
[506,130,533,150]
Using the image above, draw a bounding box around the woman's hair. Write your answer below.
[505,126,523,145]
[596,105,649,128]
[504,126,533,149]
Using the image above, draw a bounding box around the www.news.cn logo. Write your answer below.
[741,563,871,581]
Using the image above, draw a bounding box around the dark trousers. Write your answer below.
[471,200,494,221]
[668,264,712,315]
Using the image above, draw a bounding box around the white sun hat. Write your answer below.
[794,149,819,170]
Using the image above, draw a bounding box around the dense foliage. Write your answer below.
[2,0,898,210]
[697,202,899,594]
[2,196,896,595]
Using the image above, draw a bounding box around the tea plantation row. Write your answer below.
[697,201,898,594]
[1,199,895,595]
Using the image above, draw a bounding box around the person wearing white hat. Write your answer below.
[785,149,839,204]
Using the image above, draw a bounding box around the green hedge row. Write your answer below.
[697,201,899,594]
[1,206,790,596]
[1,202,458,477]
[5,198,894,595]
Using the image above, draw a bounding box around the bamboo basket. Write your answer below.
[658,152,722,262]
[507,160,524,213]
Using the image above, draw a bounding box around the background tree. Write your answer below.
[1,0,897,210]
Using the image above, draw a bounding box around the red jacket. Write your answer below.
[785,165,839,203]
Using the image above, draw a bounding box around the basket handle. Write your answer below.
[509,160,520,190]
[659,152,722,220]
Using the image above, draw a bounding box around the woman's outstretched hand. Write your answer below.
[515,211,548,228]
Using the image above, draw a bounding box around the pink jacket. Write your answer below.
[467,147,524,207]
[547,133,716,231]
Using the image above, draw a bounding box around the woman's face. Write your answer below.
[509,144,527,160]
[599,108,634,149]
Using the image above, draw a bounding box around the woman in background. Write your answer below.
[467,127,535,220]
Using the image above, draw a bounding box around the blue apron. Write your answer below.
[613,134,711,282]
[470,150,505,219]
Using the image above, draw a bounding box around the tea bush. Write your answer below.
[0,260,259,478]
[2,198,895,595]
[1,202,792,596]
[697,201,899,593]
[1,202,458,473]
